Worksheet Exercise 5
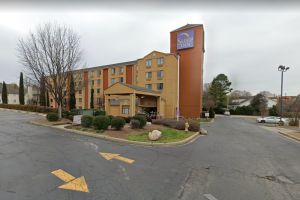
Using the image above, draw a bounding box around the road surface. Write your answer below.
[0,110,299,200]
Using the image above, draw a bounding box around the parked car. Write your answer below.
[224,110,230,116]
[256,116,288,124]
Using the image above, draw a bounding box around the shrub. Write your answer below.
[289,118,299,126]
[130,119,141,129]
[232,106,254,115]
[188,120,200,132]
[107,115,114,125]
[46,112,59,122]
[175,120,185,130]
[209,107,215,118]
[93,116,110,130]
[81,115,93,128]
[94,109,106,116]
[111,117,126,130]
[133,115,147,128]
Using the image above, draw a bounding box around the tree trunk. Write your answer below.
[58,104,62,119]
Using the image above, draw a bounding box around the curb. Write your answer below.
[30,120,201,147]
[0,108,46,117]
[201,118,215,123]
[278,131,300,142]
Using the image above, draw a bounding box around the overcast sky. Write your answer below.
[0,1,299,96]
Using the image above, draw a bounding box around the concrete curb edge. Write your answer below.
[30,120,202,147]
[278,131,300,142]
[0,108,46,117]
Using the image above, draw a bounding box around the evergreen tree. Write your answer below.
[69,76,76,110]
[209,74,233,109]
[19,72,25,105]
[90,88,94,109]
[39,76,46,106]
[2,81,8,104]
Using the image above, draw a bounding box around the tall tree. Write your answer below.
[2,81,8,104]
[18,23,82,118]
[19,72,25,105]
[69,75,76,110]
[250,93,268,116]
[209,74,233,108]
[39,76,46,106]
[90,88,94,109]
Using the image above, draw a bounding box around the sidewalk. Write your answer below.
[262,125,300,142]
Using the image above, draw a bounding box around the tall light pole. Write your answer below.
[278,65,290,122]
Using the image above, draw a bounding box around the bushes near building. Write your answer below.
[133,114,147,128]
[93,116,110,130]
[230,106,254,115]
[94,109,106,116]
[130,119,141,129]
[46,112,59,122]
[111,117,126,130]
[152,119,200,132]
[0,104,57,113]
[81,115,93,128]
[107,115,114,125]
[209,107,215,118]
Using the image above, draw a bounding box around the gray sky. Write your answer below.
[0,1,299,96]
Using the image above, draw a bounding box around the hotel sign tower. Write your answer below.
[170,24,205,118]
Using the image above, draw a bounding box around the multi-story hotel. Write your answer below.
[49,24,205,118]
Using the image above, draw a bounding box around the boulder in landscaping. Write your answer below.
[148,130,162,141]
[200,128,208,135]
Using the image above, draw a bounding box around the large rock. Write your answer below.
[148,130,162,141]
[200,128,208,135]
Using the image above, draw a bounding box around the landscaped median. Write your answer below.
[31,116,203,146]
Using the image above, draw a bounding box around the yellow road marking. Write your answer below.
[51,169,89,193]
[99,152,135,164]
[59,176,89,193]
[51,169,75,182]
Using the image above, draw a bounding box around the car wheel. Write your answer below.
[261,120,266,123]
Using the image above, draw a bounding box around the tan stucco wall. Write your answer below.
[137,51,178,118]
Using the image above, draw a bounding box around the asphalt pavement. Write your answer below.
[0,110,299,200]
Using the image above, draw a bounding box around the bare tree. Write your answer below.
[18,23,82,118]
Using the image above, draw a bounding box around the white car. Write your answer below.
[256,116,287,124]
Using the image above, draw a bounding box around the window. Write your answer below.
[146,72,152,79]
[97,89,100,94]
[91,80,94,86]
[157,57,164,65]
[50,99,53,102]
[120,77,124,83]
[78,81,82,86]
[157,70,164,78]
[97,79,101,85]
[145,84,152,90]
[111,68,115,74]
[157,83,164,90]
[89,71,94,78]
[122,107,129,115]
[97,70,101,77]
[119,67,124,74]
[146,59,152,67]
[79,98,82,103]
[78,90,82,94]
[111,78,116,84]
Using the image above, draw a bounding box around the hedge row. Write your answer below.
[0,104,57,113]
[152,119,200,132]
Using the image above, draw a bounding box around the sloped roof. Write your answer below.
[0,83,19,94]
[171,24,203,32]
[121,83,161,94]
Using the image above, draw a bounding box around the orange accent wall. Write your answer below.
[126,65,133,84]
[103,68,108,89]
[170,25,204,118]
[84,71,89,109]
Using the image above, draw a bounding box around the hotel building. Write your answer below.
[49,24,205,118]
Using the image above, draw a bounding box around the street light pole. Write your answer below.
[278,65,290,123]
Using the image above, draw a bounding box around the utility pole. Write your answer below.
[278,65,290,123]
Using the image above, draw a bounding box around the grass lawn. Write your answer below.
[127,129,194,143]
[198,118,213,123]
